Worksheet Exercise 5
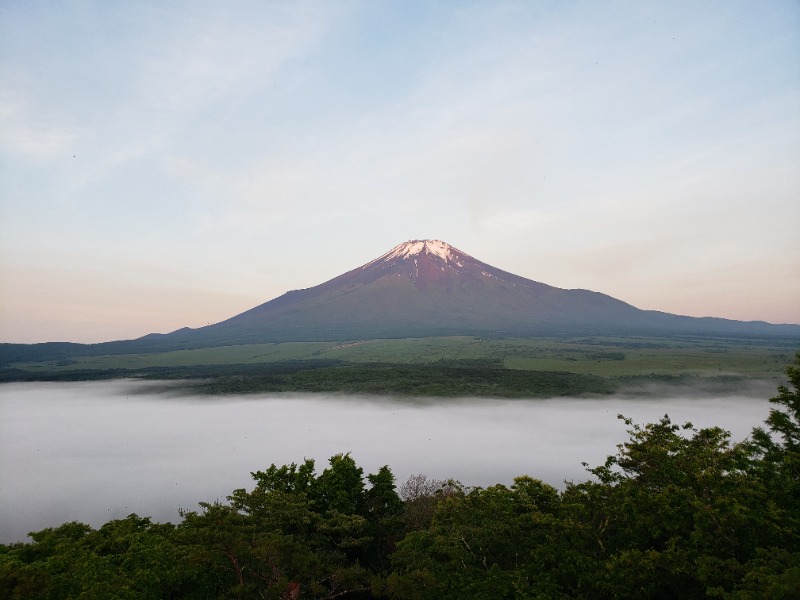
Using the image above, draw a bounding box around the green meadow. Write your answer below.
[3,335,795,396]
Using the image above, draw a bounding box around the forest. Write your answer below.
[1,353,798,599]
[2,334,795,398]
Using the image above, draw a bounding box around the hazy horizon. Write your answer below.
[2,2,799,344]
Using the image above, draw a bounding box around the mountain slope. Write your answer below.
[146,240,799,349]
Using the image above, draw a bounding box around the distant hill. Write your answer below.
[2,239,799,364]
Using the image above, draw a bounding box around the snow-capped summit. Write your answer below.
[372,240,461,264]
[354,238,524,291]
[364,239,467,269]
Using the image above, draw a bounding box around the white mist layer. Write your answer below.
[0,380,772,543]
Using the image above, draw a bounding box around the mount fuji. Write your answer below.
[2,239,798,364]
[125,239,797,350]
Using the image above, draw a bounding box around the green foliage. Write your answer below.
[0,516,195,599]
[2,354,799,598]
[4,335,794,397]
[571,414,783,597]
[750,351,800,477]
[389,478,567,599]
[311,454,367,516]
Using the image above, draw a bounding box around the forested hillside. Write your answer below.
[2,354,799,599]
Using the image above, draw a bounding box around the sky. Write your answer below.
[1,1,799,344]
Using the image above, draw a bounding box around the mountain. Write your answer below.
[2,240,799,362]
[168,238,797,345]
[113,239,800,348]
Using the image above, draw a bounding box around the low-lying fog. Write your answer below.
[0,379,777,543]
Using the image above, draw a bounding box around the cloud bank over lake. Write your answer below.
[0,380,773,543]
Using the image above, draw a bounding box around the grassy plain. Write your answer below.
[2,334,795,397]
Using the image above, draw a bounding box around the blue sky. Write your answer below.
[1,1,798,343]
